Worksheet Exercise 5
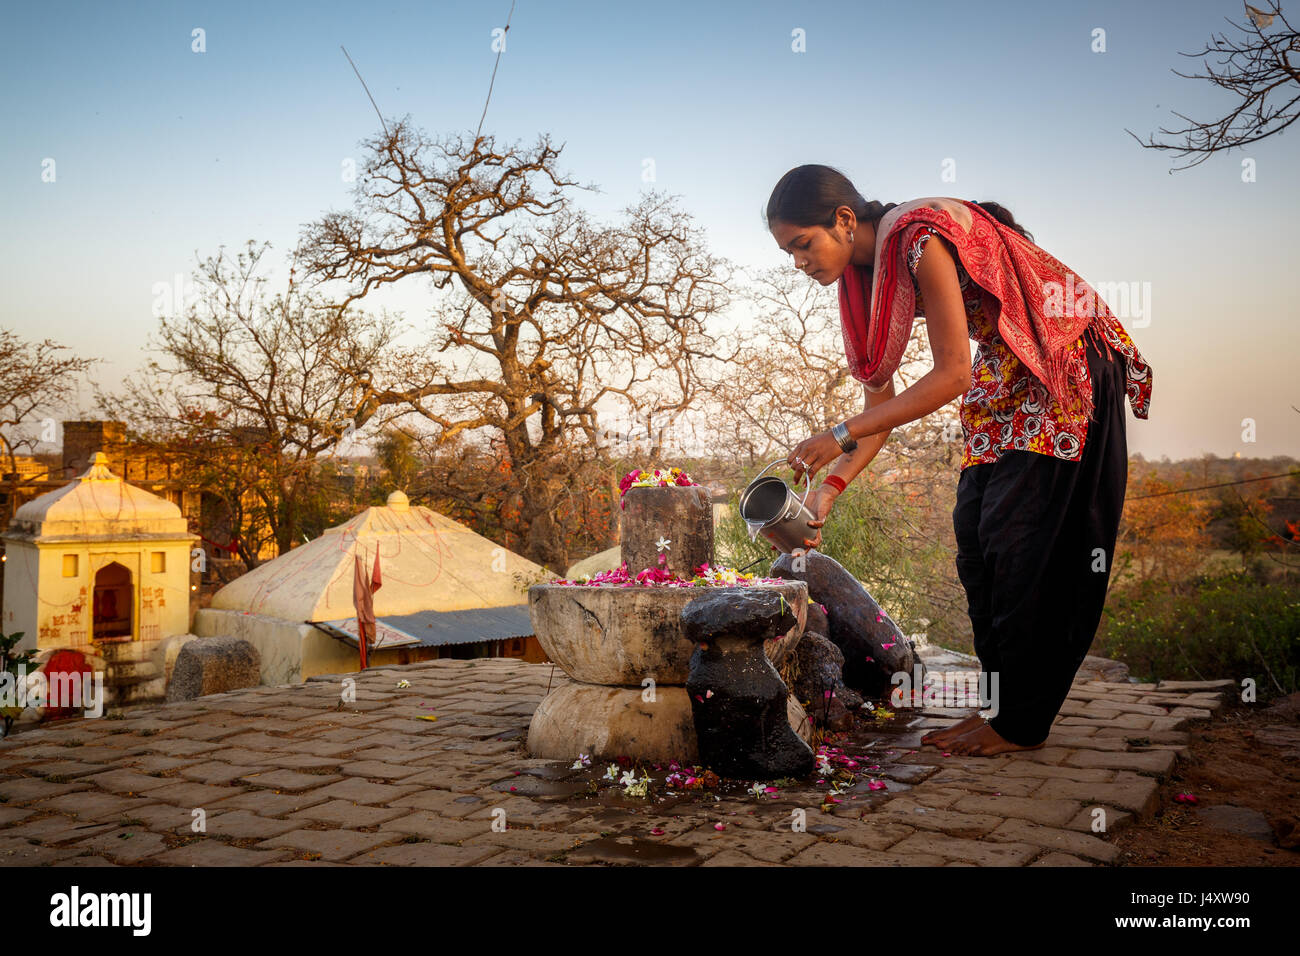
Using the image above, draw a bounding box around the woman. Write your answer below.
[767,165,1152,757]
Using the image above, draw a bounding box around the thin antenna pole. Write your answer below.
[475,0,517,146]
[340,44,389,138]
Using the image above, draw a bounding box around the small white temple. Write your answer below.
[1,452,198,701]
[193,490,557,682]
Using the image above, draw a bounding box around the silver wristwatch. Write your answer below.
[831,421,858,453]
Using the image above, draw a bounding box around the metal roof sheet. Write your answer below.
[315,604,534,650]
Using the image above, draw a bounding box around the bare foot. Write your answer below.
[920,713,985,747]
[944,721,1045,757]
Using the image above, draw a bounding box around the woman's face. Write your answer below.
[770,214,855,285]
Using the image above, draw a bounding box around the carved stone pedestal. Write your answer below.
[526,482,813,765]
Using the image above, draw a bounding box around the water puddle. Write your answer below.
[516,765,581,781]
[568,836,700,865]
[494,708,949,823]
[490,775,588,798]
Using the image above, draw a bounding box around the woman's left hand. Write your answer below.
[788,431,844,488]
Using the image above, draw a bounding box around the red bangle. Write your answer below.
[822,474,847,493]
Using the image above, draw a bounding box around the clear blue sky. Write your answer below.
[2,0,1297,460]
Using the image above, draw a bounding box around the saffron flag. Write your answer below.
[353,551,377,668]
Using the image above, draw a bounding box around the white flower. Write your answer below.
[619,770,637,788]
[571,753,591,770]
[396,679,411,689]
[604,764,620,781]
[747,781,767,796]
[655,535,671,551]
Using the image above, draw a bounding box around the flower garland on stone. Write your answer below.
[554,558,787,588]
[618,467,699,510]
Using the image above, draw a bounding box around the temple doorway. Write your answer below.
[92,562,133,642]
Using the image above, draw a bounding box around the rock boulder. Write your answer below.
[768,550,914,697]
[165,636,261,702]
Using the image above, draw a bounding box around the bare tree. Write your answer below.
[1126,1,1300,169]
[99,240,397,568]
[693,269,861,466]
[383,423,620,573]
[294,119,737,571]
[0,328,97,481]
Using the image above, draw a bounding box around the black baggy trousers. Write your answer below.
[952,336,1128,746]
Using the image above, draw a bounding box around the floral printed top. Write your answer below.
[907,226,1152,470]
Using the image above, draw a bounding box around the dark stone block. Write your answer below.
[793,631,864,730]
[680,590,815,779]
[681,587,792,645]
[768,551,915,697]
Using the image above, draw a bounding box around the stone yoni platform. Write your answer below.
[0,653,1233,867]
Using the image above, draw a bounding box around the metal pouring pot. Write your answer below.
[738,457,817,554]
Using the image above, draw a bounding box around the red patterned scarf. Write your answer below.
[838,197,1106,421]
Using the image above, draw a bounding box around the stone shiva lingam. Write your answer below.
[682,588,815,777]
[526,467,814,767]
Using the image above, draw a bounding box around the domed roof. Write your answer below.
[209,490,557,621]
[5,452,191,542]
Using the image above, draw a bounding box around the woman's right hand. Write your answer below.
[792,483,840,557]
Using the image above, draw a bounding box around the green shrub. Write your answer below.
[1094,569,1300,701]
[1,631,39,738]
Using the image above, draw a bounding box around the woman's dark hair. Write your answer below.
[765,164,1033,244]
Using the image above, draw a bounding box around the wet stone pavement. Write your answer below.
[0,648,1232,867]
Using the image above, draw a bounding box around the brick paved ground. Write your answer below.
[0,651,1232,867]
